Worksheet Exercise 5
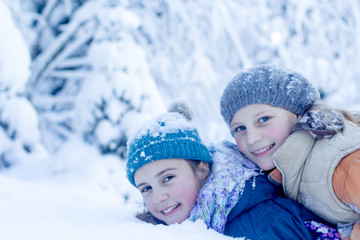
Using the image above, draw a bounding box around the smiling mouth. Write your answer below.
[162,203,180,214]
[252,143,275,155]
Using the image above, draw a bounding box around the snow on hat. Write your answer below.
[220,64,320,128]
[126,99,211,186]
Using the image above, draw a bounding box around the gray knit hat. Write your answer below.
[220,64,320,127]
[126,100,211,187]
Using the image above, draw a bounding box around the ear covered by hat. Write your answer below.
[126,99,211,186]
[220,64,320,128]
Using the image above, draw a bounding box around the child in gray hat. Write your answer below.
[220,64,360,239]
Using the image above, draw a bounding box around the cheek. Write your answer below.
[234,135,247,153]
[265,125,291,144]
[172,181,199,205]
[178,185,198,200]
[142,195,156,213]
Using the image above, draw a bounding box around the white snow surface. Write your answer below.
[0,136,234,240]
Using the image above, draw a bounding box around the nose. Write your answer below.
[153,188,169,203]
[247,127,262,145]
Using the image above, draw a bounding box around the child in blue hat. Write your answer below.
[220,64,359,239]
[127,100,212,225]
[127,99,335,239]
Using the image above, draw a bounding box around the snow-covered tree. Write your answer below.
[2,0,360,163]
[0,0,47,168]
[4,0,166,155]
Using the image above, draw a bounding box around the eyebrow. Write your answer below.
[254,110,268,118]
[136,167,177,189]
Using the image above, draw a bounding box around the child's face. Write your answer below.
[230,103,299,170]
[134,159,207,225]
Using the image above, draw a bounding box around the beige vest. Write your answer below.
[273,121,360,224]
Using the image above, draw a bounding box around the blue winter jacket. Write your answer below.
[224,174,320,240]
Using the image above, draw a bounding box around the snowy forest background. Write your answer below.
[1,0,360,239]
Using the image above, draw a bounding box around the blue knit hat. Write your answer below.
[126,100,212,186]
[220,64,320,128]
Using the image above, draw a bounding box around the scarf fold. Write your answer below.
[292,109,344,139]
[188,141,259,233]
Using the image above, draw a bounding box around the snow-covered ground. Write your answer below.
[0,136,235,240]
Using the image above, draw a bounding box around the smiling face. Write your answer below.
[134,159,208,225]
[230,104,299,170]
